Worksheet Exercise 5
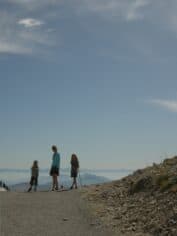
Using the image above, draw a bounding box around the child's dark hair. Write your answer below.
[32,160,38,168]
[71,154,79,167]
[71,154,78,161]
[52,145,57,152]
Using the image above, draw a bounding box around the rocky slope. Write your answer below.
[82,156,177,236]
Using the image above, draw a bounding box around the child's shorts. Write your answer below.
[50,167,59,176]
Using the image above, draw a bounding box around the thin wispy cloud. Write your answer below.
[6,0,63,11]
[81,0,150,21]
[18,18,44,28]
[126,0,150,21]
[19,30,55,46]
[0,41,32,54]
[148,99,177,113]
[81,0,177,36]
[1,0,177,58]
[0,2,57,55]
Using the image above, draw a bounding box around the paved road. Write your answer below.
[0,191,114,236]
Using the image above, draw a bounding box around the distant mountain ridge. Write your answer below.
[0,168,133,186]
[0,167,132,173]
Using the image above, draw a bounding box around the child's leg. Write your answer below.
[74,177,77,188]
[75,177,78,189]
[52,175,55,190]
[34,178,38,192]
[54,174,59,190]
[27,185,32,192]
[28,176,34,192]
[70,178,74,189]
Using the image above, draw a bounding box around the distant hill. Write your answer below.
[0,168,133,189]
[10,173,109,191]
[84,156,177,236]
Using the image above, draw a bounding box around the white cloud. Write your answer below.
[18,18,44,28]
[148,99,177,112]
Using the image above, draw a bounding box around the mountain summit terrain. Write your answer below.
[83,156,177,236]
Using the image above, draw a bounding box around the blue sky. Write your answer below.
[0,0,177,170]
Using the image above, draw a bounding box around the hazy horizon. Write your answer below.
[0,168,133,186]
